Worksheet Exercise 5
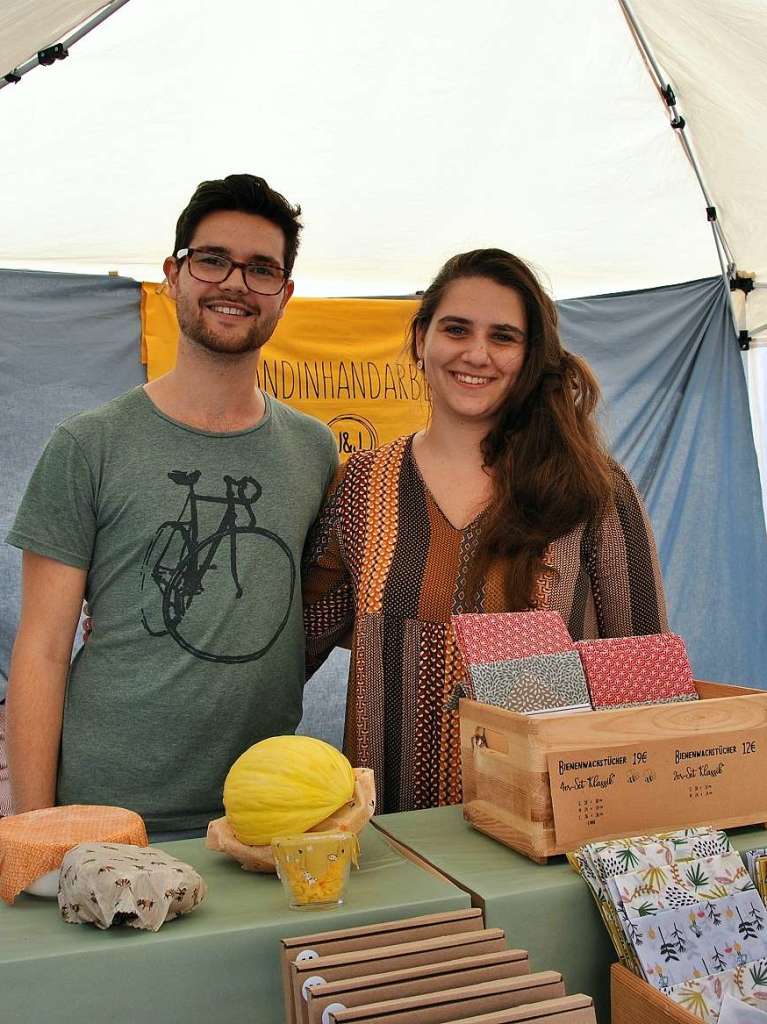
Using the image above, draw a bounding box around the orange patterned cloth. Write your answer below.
[0,805,148,904]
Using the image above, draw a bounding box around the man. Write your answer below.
[6,174,338,836]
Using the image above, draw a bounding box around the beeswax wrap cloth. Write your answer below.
[469,651,590,713]
[571,830,734,973]
[667,958,767,1023]
[745,850,767,904]
[0,805,147,904]
[452,610,575,665]
[633,891,767,990]
[719,994,767,1022]
[575,632,696,707]
[59,843,206,931]
[616,851,754,918]
[593,830,731,882]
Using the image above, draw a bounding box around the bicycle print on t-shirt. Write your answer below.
[139,469,296,663]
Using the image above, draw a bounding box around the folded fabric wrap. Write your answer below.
[0,805,147,905]
[452,610,575,665]
[59,842,206,931]
[575,633,697,708]
[470,651,591,714]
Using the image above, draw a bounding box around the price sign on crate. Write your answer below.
[547,726,767,848]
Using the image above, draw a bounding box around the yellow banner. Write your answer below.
[141,283,428,458]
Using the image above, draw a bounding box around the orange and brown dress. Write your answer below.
[303,435,668,814]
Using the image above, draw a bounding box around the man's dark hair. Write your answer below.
[173,173,303,276]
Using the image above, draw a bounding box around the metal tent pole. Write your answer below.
[617,0,752,346]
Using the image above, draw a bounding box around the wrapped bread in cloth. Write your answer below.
[0,805,147,905]
[59,843,206,931]
[206,736,376,872]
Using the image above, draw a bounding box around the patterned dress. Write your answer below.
[303,434,668,813]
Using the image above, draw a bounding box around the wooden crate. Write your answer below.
[611,963,698,1024]
[460,681,767,863]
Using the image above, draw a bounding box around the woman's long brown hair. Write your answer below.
[408,248,615,610]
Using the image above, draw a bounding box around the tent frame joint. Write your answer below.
[37,44,68,67]
[730,274,755,296]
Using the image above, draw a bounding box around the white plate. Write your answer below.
[25,869,59,898]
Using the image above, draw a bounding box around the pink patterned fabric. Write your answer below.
[575,633,696,707]
[451,610,575,665]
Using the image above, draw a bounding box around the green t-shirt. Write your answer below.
[7,387,338,831]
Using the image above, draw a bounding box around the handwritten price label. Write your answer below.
[546,726,767,848]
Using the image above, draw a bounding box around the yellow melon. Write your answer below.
[223,736,355,846]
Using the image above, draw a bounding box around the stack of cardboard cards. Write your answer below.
[280,907,596,1024]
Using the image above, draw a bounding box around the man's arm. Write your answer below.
[6,551,87,814]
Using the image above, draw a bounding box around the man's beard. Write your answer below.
[176,295,279,356]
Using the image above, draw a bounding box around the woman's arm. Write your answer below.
[589,465,669,638]
[7,552,87,813]
[302,466,356,678]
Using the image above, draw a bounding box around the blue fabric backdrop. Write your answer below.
[0,270,144,698]
[1,271,765,722]
[560,276,767,688]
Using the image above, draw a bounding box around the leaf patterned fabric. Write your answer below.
[632,892,767,991]
[570,827,732,973]
[667,959,767,1023]
[617,852,754,918]
[572,830,767,1022]
[593,830,731,882]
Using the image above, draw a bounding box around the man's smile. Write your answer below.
[204,301,254,319]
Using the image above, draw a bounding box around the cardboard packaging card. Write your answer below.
[307,948,530,1024]
[292,928,507,1024]
[324,972,566,1024]
[281,907,483,1024]
[448,994,597,1024]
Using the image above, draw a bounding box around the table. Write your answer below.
[373,806,767,1024]
[0,824,470,1024]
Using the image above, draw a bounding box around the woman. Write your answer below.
[303,248,668,814]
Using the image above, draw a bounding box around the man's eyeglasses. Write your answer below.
[175,248,288,295]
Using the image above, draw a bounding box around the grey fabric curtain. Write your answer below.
[0,270,144,697]
[559,276,767,688]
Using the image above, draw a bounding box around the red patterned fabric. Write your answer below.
[575,633,696,707]
[451,610,575,665]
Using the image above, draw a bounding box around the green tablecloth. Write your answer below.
[0,824,470,1024]
[373,806,767,1024]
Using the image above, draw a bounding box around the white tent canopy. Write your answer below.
[1,0,766,496]
[0,0,729,299]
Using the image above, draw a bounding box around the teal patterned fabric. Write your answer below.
[469,650,590,713]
